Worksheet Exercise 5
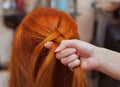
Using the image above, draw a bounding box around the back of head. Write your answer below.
[9,8,86,87]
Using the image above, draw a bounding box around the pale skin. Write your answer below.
[45,39,120,80]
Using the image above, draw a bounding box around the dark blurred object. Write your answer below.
[3,13,26,30]
[92,2,120,87]
[99,24,120,87]
[113,6,120,19]
[92,1,120,20]
[99,74,120,87]
[105,24,120,52]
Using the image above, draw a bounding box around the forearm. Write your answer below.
[95,47,120,80]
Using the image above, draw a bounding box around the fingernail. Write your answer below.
[55,47,60,52]
[44,43,47,47]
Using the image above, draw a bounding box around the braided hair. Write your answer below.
[9,8,86,87]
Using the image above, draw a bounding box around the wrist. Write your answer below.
[92,46,104,71]
[93,47,120,80]
[93,47,110,72]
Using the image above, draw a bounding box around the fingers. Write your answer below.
[45,40,78,51]
[60,54,79,65]
[45,40,93,71]
[55,39,95,57]
[55,47,80,71]
[56,48,76,59]
[68,59,80,71]
[56,52,80,71]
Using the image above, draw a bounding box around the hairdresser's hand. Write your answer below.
[45,40,120,80]
[45,39,100,71]
[45,42,79,71]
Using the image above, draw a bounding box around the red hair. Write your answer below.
[9,8,86,87]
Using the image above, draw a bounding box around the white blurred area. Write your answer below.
[0,0,14,68]
[76,0,95,42]
[0,71,9,87]
[0,0,13,86]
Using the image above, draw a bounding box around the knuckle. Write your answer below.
[68,63,73,68]
[76,59,80,65]
[73,39,79,42]
[71,54,78,60]
[61,40,69,45]
[61,40,66,44]
[55,53,60,59]
[73,54,78,58]
[60,59,66,65]
[72,48,77,53]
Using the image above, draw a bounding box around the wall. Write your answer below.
[76,0,95,42]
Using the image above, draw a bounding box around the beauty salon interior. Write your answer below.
[0,0,120,87]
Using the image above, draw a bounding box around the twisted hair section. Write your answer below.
[9,8,86,87]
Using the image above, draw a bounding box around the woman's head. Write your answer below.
[22,7,79,42]
[9,8,85,87]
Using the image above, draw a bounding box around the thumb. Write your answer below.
[44,42,53,49]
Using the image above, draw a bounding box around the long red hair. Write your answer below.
[9,8,86,87]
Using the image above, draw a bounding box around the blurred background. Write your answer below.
[0,0,120,87]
